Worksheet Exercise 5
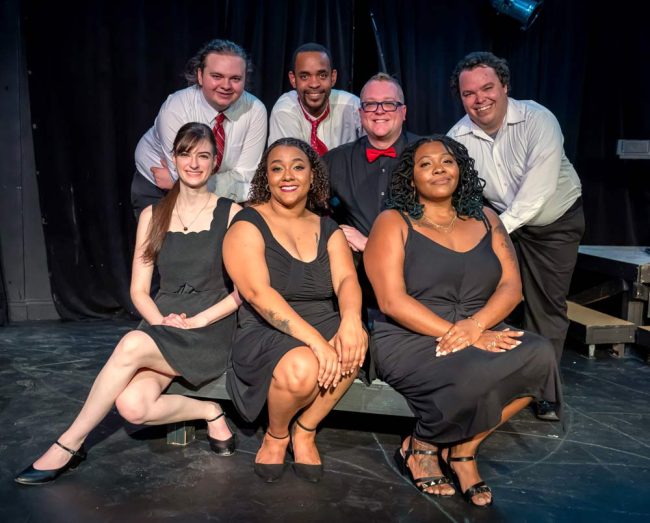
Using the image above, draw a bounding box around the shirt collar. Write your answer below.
[197,85,246,124]
[451,98,524,141]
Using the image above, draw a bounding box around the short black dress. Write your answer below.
[372,212,562,444]
[138,198,236,387]
[227,207,341,423]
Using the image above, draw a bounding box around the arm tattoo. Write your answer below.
[264,309,292,335]
[493,222,519,270]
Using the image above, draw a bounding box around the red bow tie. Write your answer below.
[366,146,397,163]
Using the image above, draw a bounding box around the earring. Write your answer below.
[265,183,269,192]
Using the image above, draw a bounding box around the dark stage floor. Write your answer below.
[1,321,649,522]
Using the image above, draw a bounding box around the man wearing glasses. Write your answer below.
[268,43,361,155]
[324,73,417,253]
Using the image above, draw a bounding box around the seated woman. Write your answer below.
[223,137,367,483]
[15,122,242,485]
[364,135,561,507]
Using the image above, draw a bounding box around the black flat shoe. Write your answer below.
[14,441,86,486]
[206,412,236,456]
[534,400,560,421]
[443,455,493,508]
[394,437,454,496]
[254,430,289,483]
[290,419,323,483]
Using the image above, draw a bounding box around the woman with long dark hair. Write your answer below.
[223,138,367,483]
[364,135,561,507]
[15,122,241,485]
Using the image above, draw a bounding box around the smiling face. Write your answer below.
[173,139,217,189]
[360,80,406,147]
[197,52,246,112]
[412,141,460,202]
[266,145,314,207]
[289,51,337,117]
[458,65,508,135]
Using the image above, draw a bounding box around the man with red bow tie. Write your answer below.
[268,43,361,154]
[324,73,418,253]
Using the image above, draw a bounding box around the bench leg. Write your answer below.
[610,343,626,359]
[167,422,195,446]
[588,344,596,359]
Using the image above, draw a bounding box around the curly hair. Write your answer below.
[386,135,486,223]
[450,51,510,99]
[248,138,330,213]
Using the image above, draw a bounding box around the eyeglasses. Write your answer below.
[360,101,404,113]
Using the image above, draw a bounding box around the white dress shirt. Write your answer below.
[135,85,267,202]
[448,98,582,233]
[268,89,362,149]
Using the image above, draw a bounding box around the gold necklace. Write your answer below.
[418,211,458,233]
[175,194,212,231]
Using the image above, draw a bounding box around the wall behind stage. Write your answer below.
[18,0,650,319]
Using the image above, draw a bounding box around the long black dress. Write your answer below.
[372,212,562,444]
[226,207,341,423]
[138,198,236,387]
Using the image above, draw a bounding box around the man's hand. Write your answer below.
[151,158,174,190]
[339,225,368,252]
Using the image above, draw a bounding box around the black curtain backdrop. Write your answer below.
[21,0,650,319]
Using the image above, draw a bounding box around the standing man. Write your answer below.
[132,39,267,216]
[324,73,418,330]
[268,43,361,155]
[448,51,584,421]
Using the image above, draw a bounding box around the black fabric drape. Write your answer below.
[22,0,650,319]
[0,237,8,326]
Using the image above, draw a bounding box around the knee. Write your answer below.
[112,331,149,368]
[276,352,319,396]
[115,390,151,425]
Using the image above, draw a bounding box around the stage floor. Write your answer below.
[1,320,649,522]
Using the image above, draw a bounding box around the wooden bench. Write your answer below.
[165,374,413,445]
[566,300,636,358]
[636,325,650,349]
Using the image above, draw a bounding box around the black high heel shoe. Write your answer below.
[254,430,289,483]
[394,436,454,496]
[441,454,493,508]
[14,441,87,485]
[289,419,323,483]
[206,411,236,456]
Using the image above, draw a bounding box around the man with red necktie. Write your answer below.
[268,43,361,154]
[131,39,267,217]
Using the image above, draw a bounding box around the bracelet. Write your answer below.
[468,315,485,332]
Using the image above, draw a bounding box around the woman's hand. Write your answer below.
[330,318,368,376]
[473,328,523,352]
[183,314,210,329]
[310,339,342,389]
[435,318,483,356]
[159,313,189,329]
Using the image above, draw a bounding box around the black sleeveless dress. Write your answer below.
[137,198,236,387]
[226,207,341,423]
[372,212,562,444]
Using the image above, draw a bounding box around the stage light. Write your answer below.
[490,0,544,30]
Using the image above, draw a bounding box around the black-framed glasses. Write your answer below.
[360,101,404,113]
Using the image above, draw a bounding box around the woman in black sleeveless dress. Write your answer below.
[224,138,367,483]
[364,136,561,507]
[15,123,241,486]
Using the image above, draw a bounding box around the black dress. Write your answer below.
[138,198,236,387]
[372,212,562,444]
[227,207,341,423]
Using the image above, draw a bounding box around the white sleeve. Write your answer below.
[268,105,303,145]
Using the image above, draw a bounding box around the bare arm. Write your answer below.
[327,229,368,374]
[364,211,454,337]
[223,219,341,388]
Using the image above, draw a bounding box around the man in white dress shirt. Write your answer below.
[268,43,361,155]
[131,39,267,216]
[448,51,584,421]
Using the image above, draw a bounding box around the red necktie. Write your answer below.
[366,146,397,163]
[213,113,226,172]
[300,102,330,156]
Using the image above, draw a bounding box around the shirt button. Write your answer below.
[380,192,385,196]
[381,168,385,172]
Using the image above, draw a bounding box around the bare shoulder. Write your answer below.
[373,209,407,230]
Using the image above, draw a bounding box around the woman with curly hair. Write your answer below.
[223,137,367,483]
[364,135,561,507]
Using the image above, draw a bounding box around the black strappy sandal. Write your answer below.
[14,441,87,485]
[394,437,455,496]
[443,454,493,508]
[254,430,289,483]
[206,411,236,456]
[290,418,323,483]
